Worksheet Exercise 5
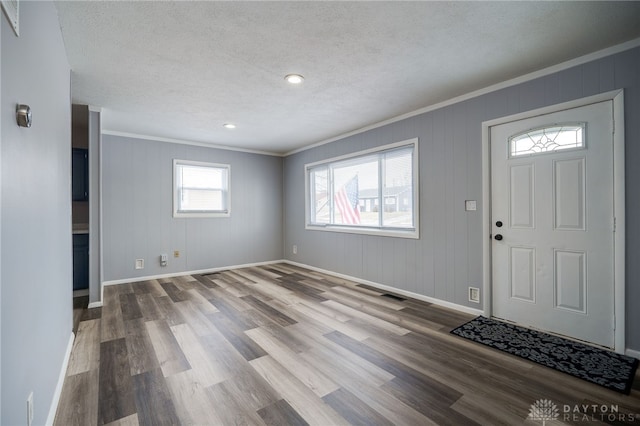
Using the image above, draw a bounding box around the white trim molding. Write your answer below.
[101,260,283,287]
[626,349,640,361]
[1,0,19,36]
[97,39,640,158]
[612,91,626,356]
[102,130,281,157]
[95,255,631,354]
[88,300,103,309]
[46,332,75,426]
[482,90,626,354]
[101,258,483,317]
[172,159,231,219]
[284,260,484,317]
[286,38,640,157]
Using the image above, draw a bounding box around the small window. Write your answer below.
[173,160,230,218]
[509,123,585,157]
[306,139,418,239]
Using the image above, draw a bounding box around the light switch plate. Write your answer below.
[465,200,477,211]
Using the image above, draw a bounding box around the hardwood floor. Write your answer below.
[73,295,90,333]
[55,263,640,425]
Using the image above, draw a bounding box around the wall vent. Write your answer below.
[1,0,19,36]
[468,287,480,303]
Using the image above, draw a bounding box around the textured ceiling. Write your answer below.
[55,1,640,154]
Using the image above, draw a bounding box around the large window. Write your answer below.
[306,139,418,238]
[173,160,230,218]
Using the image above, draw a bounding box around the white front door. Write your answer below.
[491,100,615,348]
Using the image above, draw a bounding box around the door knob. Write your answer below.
[494,234,503,241]
[496,221,503,227]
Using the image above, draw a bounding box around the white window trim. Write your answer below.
[305,138,419,239]
[173,159,231,218]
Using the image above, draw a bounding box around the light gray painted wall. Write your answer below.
[1,2,73,425]
[283,47,640,351]
[0,11,3,421]
[89,110,101,303]
[102,135,283,281]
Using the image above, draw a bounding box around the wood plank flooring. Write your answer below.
[55,263,640,425]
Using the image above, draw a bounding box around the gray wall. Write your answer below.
[102,135,283,282]
[283,47,640,351]
[89,109,101,303]
[0,11,3,421]
[1,2,73,425]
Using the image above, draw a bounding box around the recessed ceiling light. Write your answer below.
[223,123,236,129]
[285,74,304,84]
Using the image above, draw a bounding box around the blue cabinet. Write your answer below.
[72,148,88,201]
[73,234,89,290]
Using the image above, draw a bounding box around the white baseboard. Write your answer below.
[98,258,483,317]
[92,260,283,308]
[46,331,75,426]
[101,260,284,287]
[626,348,640,360]
[283,260,484,317]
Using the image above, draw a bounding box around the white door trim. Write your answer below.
[481,90,625,353]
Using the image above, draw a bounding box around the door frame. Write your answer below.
[481,90,625,353]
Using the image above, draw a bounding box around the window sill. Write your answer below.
[173,212,230,218]
[305,224,419,239]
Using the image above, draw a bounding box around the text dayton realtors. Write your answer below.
[562,404,637,422]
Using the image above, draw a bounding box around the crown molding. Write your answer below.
[101,130,283,157]
[285,37,640,157]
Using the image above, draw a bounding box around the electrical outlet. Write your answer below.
[27,392,34,426]
[135,259,144,270]
[292,245,298,255]
[468,287,480,303]
[160,254,168,267]
[174,250,180,258]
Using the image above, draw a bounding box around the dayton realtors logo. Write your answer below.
[527,399,559,425]
[527,399,638,423]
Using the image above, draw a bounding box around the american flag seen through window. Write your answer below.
[334,175,361,224]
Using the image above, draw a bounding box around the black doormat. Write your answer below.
[450,316,638,394]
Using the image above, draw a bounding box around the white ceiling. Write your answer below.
[55,1,640,155]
